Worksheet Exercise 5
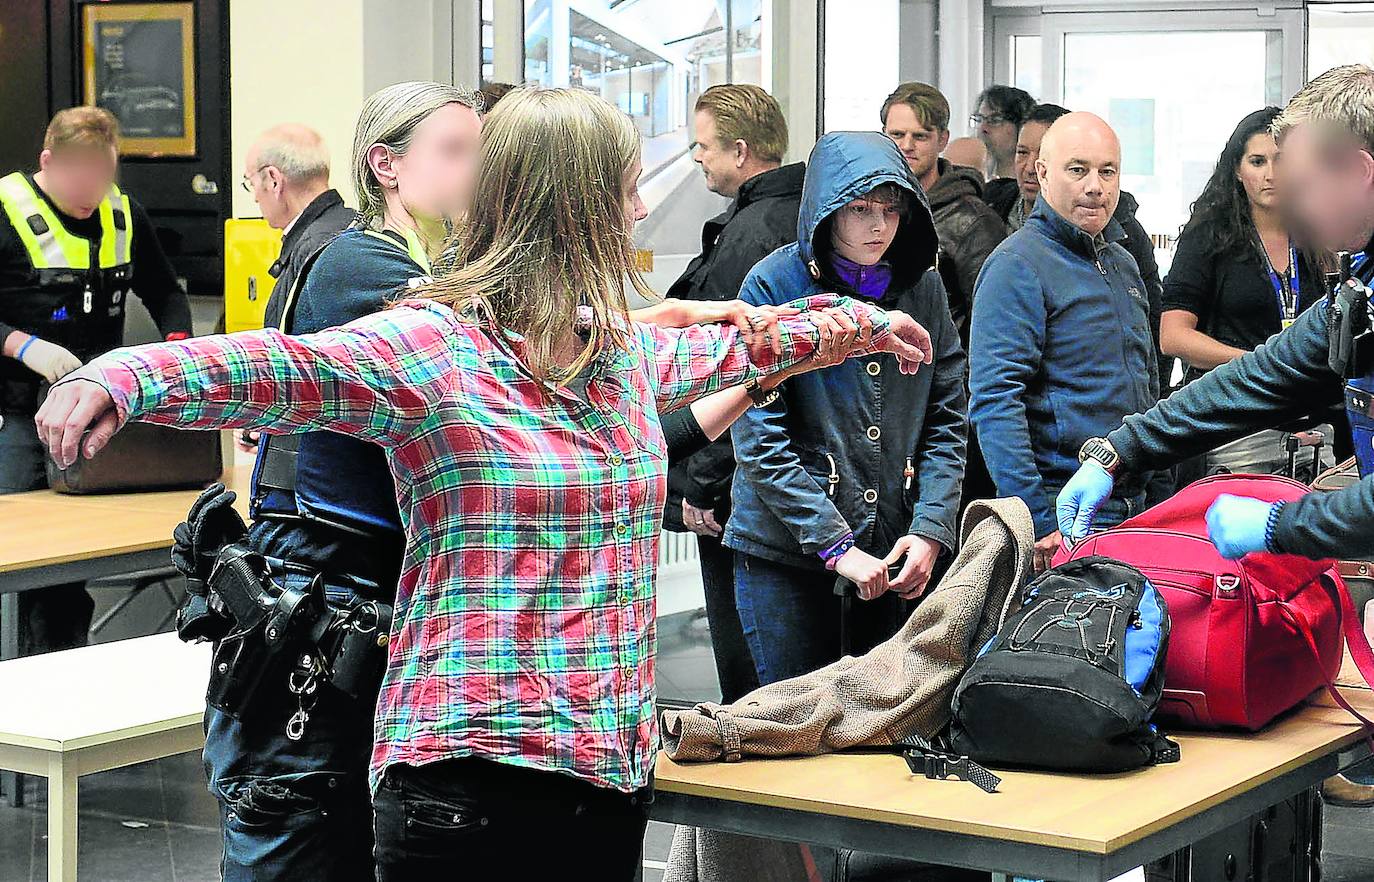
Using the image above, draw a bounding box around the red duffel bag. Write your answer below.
[1055,473,1374,731]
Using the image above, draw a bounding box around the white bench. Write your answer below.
[0,633,211,882]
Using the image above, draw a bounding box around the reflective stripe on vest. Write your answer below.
[362,226,432,275]
[0,172,132,271]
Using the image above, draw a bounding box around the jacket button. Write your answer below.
[866,361,881,376]
[863,489,879,504]
[867,426,881,441]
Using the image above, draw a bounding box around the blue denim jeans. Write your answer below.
[202,525,390,882]
[733,552,906,686]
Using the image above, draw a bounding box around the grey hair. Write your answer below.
[351,81,483,225]
[254,123,330,185]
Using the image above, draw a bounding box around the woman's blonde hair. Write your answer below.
[351,81,482,226]
[416,88,653,384]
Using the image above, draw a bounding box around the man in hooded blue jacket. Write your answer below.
[723,131,968,684]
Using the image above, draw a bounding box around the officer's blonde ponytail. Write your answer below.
[351,81,482,227]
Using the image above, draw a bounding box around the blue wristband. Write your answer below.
[821,533,856,570]
[1264,501,1286,554]
[15,334,36,362]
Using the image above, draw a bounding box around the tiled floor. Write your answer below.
[3,598,1374,881]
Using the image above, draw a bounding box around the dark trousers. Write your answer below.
[0,411,93,655]
[734,552,906,686]
[202,536,382,882]
[373,757,651,881]
[696,534,758,703]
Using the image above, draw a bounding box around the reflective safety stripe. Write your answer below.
[0,172,132,270]
[97,184,132,268]
[362,227,432,274]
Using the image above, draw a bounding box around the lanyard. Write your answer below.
[1257,237,1299,325]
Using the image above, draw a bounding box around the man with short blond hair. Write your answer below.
[666,82,807,702]
[0,106,192,653]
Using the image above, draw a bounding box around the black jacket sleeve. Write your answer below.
[129,199,193,338]
[945,201,1008,339]
[663,407,710,463]
[1119,211,1167,391]
[908,272,970,552]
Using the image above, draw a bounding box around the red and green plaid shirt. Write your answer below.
[78,295,894,793]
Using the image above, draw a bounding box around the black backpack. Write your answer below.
[949,555,1179,773]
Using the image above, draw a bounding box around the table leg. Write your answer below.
[47,754,77,882]
[1,593,21,807]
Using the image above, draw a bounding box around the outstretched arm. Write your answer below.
[37,301,459,467]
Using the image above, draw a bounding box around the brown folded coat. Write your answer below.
[660,497,1033,762]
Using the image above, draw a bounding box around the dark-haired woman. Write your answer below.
[1161,107,1336,477]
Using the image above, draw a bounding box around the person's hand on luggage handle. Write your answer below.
[1033,530,1063,573]
[682,499,724,538]
[1056,461,1116,544]
[34,376,119,469]
[834,547,890,601]
[1205,494,1276,560]
[885,534,941,599]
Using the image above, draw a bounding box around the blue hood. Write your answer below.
[797,131,939,292]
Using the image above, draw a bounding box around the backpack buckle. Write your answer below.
[899,733,1002,793]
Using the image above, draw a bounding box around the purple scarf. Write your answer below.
[828,252,893,301]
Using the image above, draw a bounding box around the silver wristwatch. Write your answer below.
[1078,437,1121,474]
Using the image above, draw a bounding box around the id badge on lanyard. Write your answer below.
[1266,241,1300,330]
[1264,241,1300,330]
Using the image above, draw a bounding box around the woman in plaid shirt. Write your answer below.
[38,88,934,878]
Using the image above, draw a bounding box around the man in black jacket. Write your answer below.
[236,124,357,453]
[665,84,805,702]
[881,82,1006,347]
[0,107,193,654]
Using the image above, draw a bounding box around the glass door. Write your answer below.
[522,0,771,298]
[1038,7,1303,274]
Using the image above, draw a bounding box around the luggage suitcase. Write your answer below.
[1168,787,1322,882]
[45,419,223,494]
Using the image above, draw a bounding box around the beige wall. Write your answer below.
[230,0,365,218]
[230,0,470,219]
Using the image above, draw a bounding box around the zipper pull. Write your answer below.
[1095,259,1107,277]
[904,457,914,490]
[82,285,93,315]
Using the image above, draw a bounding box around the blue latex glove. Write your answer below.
[1056,461,1115,542]
[1205,494,1276,560]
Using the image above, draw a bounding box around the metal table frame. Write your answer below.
[0,546,171,806]
[651,740,1370,882]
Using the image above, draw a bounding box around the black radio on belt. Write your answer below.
[1329,251,1374,380]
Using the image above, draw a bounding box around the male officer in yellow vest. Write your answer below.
[0,106,192,654]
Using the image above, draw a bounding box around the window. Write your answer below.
[822,0,898,133]
[1011,35,1042,100]
[482,0,495,82]
[522,0,771,295]
[1309,2,1374,76]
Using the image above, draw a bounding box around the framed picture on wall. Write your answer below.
[81,2,197,157]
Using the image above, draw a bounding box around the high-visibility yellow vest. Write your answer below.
[0,172,132,272]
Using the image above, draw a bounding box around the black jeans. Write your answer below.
[0,411,93,655]
[374,757,651,880]
[696,534,758,703]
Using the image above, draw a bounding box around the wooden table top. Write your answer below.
[0,632,210,752]
[0,466,252,576]
[654,684,1374,855]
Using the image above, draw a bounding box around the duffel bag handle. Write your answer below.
[1275,576,1374,749]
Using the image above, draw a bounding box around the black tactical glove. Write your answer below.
[172,483,248,642]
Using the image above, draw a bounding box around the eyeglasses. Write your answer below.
[240,165,272,193]
[969,113,1010,127]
